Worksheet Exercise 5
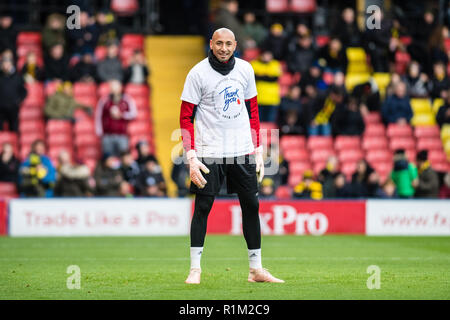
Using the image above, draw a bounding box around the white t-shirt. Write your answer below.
[180,57,258,158]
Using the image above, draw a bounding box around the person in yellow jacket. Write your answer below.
[251,49,281,122]
[293,169,323,200]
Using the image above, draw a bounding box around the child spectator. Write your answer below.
[21,51,45,83]
[390,149,418,198]
[293,170,323,200]
[259,177,275,198]
[120,150,140,192]
[0,142,19,183]
[54,150,92,197]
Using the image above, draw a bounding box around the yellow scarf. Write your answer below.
[314,97,336,124]
[418,160,430,174]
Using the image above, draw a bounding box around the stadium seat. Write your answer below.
[363,112,382,124]
[345,73,370,91]
[111,0,139,16]
[366,150,393,164]
[411,113,436,126]
[45,81,61,97]
[310,149,335,163]
[0,182,18,197]
[19,105,43,121]
[278,72,295,86]
[414,125,440,139]
[75,133,100,147]
[288,173,303,187]
[394,51,411,74]
[372,162,393,184]
[389,137,415,151]
[20,132,45,146]
[341,162,357,180]
[431,162,450,172]
[266,0,289,12]
[410,98,432,114]
[97,82,111,97]
[19,120,45,135]
[428,150,448,164]
[243,48,260,62]
[46,120,73,134]
[416,138,444,151]
[129,134,152,150]
[338,149,364,163]
[372,73,391,98]
[120,46,137,66]
[0,132,18,147]
[322,72,334,85]
[364,123,385,137]
[386,124,413,138]
[315,35,330,47]
[133,96,150,110]
[441,124,450,142]
[124,84,149,99]
[75,95,98,109]
[432,98,445,115]
[307,136,333,150]
[20,145,31,161]
[17,32,41,46]
[16,44,42,58]
[76,145,101,160]
[73,82,97,97]
[74,120,96,135]
[95,46,107,61]
[289,160,311,175]
[22,82,45,107]
[405,149,417,164]
[399,36,412,46]
[280,135,306,151]
[290,0,316,12]
[313,161,327,175]
[346,47,366,63]
[362,136,388,150]
[127,121,151,136]
[47,133,73,147]
[121,34,145,50]
[135,109,151,122]
[275,185,292,199]
[334,136,361,151]
[284,149,309,162]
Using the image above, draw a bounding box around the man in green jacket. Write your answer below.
[390,149,418,198]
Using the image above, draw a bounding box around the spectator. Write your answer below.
[350,160,375,197]
[261,23,286,61]
[287,34,316,75]
[95,9,121,47]
[171,150,189,197]
[293,170,323,200]
[124,50,150,84]
[436,91,450,127]
[119,150,140,191]
[251,49,281,122]
[96,39,124,82]
[317,37,348,73]
[405,60,429,98]
[299,63,328,95]
[427,25,449,70]
[93,153,123,197]
[374,179,398,198]
[332,96,365,136]
[119,181,133,197]
[278,108,307,136]
[213,0,246,53]
[137,157,166,197]
[96,80,137,156]
[259,177,275,198]
[19,139,56,197]
[0,142,19,182]
[429,61,450,100]
[408,10,437,71]
[21,51,45,83]
[66,11,98,56]
[363,9,392,72]
[135,140,158,169]
[54,150,92,197]
[439,172,450,198]
[70,51,97,83]
[330,172,353,198]
[44,81,92,120]
[0,57,27,132]
[44,43,69,81]
[42,13,66,54]
[243,12,267,47]
[309,86,345,136]
[381,81,413,124]
[0,12,16,56]
[351,79,381,112]
[390,149,418,198]
[415,150,439,198]
[333,7,362,48]
[318,155,339,198]
[278,152,289,186]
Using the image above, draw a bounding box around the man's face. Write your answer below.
[210,30,237,62]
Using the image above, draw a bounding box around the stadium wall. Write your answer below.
[4,198,450,236]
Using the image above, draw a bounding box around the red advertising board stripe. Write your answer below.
[203,200,366,235]
[0,199,6,235]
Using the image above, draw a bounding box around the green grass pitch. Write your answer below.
[0,235,449,300]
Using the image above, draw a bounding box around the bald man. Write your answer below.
[180,28,284,284]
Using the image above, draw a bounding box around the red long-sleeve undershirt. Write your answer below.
[179,96,260,152]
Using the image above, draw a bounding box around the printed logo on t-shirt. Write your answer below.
[213,78,244,120]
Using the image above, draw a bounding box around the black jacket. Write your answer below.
[0,70,27,109]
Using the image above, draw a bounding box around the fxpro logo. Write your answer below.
[230,205,329,235]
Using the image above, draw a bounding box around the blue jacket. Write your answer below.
[381,95,413,124]
[19,155,56,197]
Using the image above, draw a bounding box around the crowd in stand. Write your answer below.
[212,0,450,199]
[0,8,167,198]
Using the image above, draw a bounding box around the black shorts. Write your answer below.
[190,154,258,196]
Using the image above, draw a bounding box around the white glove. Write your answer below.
[187,150,210,189]
[255,145,264,183]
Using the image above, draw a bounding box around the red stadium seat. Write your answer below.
[307,136,333,150]
[266,0,289,12]
[127,121,151,136]
[335,136,361,151]
[124,84,149,99]
[363,112,382,124]
[243,48,260,62]
[74,120,96,135]
[288,173,303,187]
[95,46,107,61]
[75,95,98,108]
[19,120,45,135]
[399,36,412,46]
[97,82,111,97]
[121,34,145,50]
[341,162,357,180]
[366,149,393,164]
[132,96,150,109]
[313,161,327,175]
[372,161,393,177]
[45,81,61,97]
[362,136,388,150]
[389,137,415,151]
[19,105,43,121]
[310,149,335,163]
[315,35,330,47]
[416,138,443,151]
[20,145,31,161]
[431,162,450,172]
[290,0,316,13]
[135,109,151,122]
[73,82,97,98]
[280,135,306,151]
[279,72,295,86]
[17,32,41,46]
[405,149,417,164]
[338,149,364,163]
[275,185,292,199]
[120,46,137,66]
[364,123,385,137]
[387,124,413,138]
[282,147,308,162]
[129,134,152,149]
[414,125,440,139]
[0,132,18,147]
[289,160,311,174]
[20,132,45,146]
[0,182,18,197]
[46,120,73,134]
[48,147,74,164]
[47,133,73,147]
[75,133,100,147]
[22,82,45,107]
[111,0,139,16]
[16,44,42,58]
[395,51,411,74]
[77,145,101,160]
[428,150,448,164]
